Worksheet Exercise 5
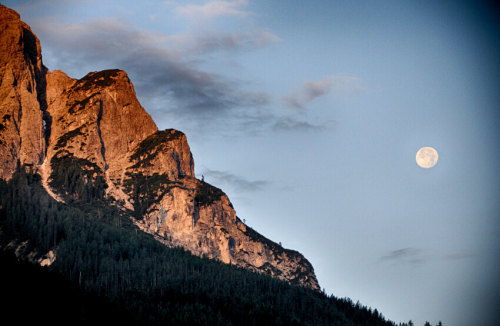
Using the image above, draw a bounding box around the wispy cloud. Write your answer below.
[272,117,335,132]
[380,248,478,266]
[186,29,280,54]
[19,4,331,137]
[380,247,427,265]
[284,75,362,109]
[212,111,335,136]
[202,168,268,192]
[33,18,272,117]
[174,0,250,20]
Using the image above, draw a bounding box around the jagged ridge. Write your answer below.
[0,4,319,290]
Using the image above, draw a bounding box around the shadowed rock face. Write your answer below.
[0,4,320,290]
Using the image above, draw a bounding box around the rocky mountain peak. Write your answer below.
[0,4,320,290]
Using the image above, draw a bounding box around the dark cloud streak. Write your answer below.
[202,168,268,192]
[380,247,427,265]
[284,76,362,109]
[27,15,333,136]
[33,18,273,117]
[187,30,280,55]
[272,117,335,132]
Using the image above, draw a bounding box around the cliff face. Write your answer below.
[0,5,47,179]
[0,4,319,290]
[44,68,159,205]
[134,177,318,289]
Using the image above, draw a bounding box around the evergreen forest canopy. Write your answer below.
[0,166,440,325]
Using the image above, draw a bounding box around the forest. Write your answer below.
[0,167,440,325]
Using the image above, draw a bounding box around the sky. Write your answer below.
[3,1,499,325]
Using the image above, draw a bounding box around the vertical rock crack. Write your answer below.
[97,99,108,170]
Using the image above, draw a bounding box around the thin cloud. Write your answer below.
[33,18,272,117]
[20,7,328,137]
[202,168,268,192]
[187,29,280,54]
[212,110,335,136]
[380,247,427,265]
[284,75,362,109]
[380,248,477,265]
[272,117,335,132]
[6,0,98,13]
[175,0,250,20]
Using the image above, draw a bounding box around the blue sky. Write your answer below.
[3,1,499,325]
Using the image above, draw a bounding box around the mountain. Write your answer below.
[0,3,319,290]
[0,4,430,325]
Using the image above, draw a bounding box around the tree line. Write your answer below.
[0,167,440,325]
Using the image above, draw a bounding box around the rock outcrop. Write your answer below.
[0,5,47,179]
[0,4,320,290]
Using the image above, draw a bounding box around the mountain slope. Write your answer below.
[0,3,318,290]
[0,169,396,326]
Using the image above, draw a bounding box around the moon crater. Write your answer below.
[416,147,438,168]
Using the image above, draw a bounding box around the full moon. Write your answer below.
[416,147,439,168]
